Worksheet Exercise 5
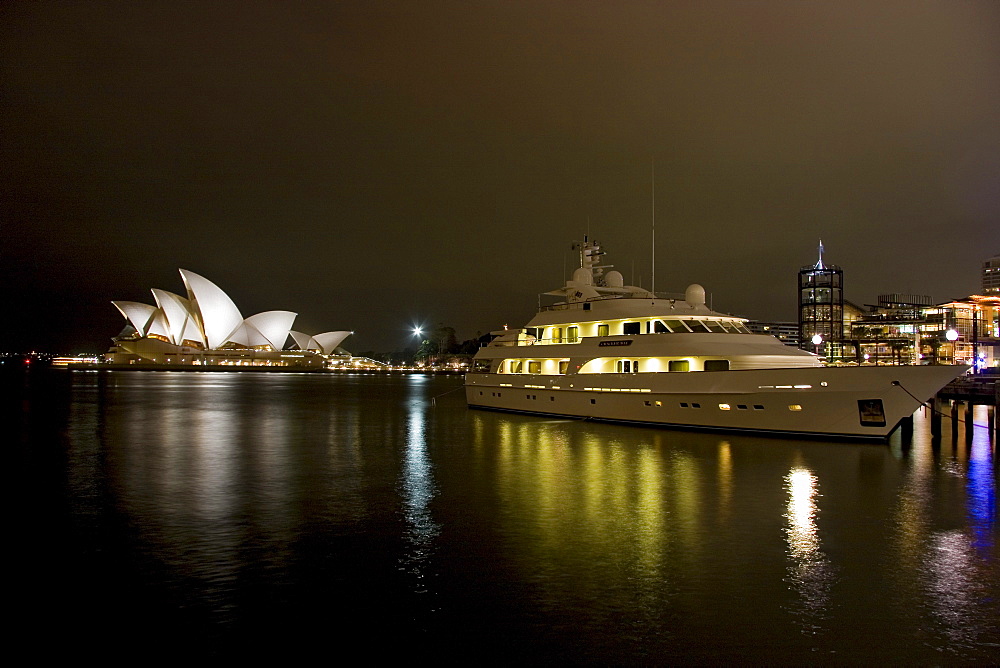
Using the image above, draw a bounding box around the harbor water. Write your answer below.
[8,369,999,663]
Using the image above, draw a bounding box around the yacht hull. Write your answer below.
[465,364,966,440]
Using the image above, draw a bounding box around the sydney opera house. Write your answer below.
[106,269,351,369]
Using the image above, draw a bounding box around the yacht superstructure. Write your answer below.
[464,239,966,439]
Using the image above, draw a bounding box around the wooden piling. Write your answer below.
[931,397,942,438]
[900,414,913,446]
[965,402,974,443]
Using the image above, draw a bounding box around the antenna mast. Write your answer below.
[651,158,655,294]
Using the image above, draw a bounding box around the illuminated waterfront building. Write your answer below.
[845,294,999,369]
[106,269,351,368]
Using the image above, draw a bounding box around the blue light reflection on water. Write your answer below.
[9,370,1000,663]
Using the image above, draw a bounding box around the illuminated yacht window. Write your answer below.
[688,320,712,333]
[719,403,732,410]
[705,321,726,333]
[655,401,662,407]
[528,361,541,374]
[559,360,569,374]
[623,321,641,335]
[788,405,803,411]
[597,324,609,337]
[669,360,690,372]
[654,320,669,333]
[567,326,579,343]
[704,360,730,372]
[511,360,523,374]
[664,320,689,332]
[551,327,563,343]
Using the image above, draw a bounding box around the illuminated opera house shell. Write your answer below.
[107,269,351,368]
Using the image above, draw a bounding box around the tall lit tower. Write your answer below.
[798,241,844,354]
[982,253,1000,295]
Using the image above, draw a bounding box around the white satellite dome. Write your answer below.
[685,283,706,307]
[572,267,593,285]
[605,270,624,288]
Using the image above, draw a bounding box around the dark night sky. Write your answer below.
[3,1,999,354]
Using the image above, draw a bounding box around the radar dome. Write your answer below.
[685,284,706,307]
[572,267,593,286]
[605,270,624,288]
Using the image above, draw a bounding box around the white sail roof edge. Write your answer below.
[112,301,157,335]
[244,311,297,351]
[152,289,204,347]
[313,331,352,354]
[179,269,245,350]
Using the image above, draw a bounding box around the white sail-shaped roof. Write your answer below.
[151,289,201,346]
[313,331,352,354]
[147,310,171,339]
[112,301,157,335]
[244,311,296,351]
[289,330,320,352]
[179,317,205,347]
[179,269,244,350]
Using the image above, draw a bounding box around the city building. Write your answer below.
[983,253,1000,295]
[106,269,351,368]
[844,294,998,369]
[746,321,800,346]
[798,241,844,357]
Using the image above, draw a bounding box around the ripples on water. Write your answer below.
[8,369,999,663]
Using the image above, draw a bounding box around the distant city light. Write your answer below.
[945,329,959,341]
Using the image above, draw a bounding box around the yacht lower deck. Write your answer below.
[464,365,964,439]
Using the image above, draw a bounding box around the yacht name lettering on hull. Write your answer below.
[599,340,633,347]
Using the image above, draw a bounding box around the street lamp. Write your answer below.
[811,333,823,357]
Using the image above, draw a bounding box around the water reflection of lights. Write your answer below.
[965,408,995,556]
[783,465,835,628]
[399,400,439,594]
[785,468,820,559]
[925,530,987,648]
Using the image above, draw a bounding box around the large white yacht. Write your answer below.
[465,239,967,439]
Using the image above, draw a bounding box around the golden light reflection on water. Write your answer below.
[716,441,733,522]
[485,415,715,587]
[783,465,834,626]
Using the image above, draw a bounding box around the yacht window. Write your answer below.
[664,320,689,332]
[616,360,631,373]
[717,321,734,332]
[654,320,669,333]
[704,360,730,372]
[735,323,753,334]
[597,324,609,337]
[567,326,579,343]
[528,361,541,374]
[511,360,523,374]
[551,327,563,343]
[623,322,641,335]
[559,360,569,374]
[472,359,491,373]
[688,320,712,333]
[705,321,726,333]
[669,360,690,372]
